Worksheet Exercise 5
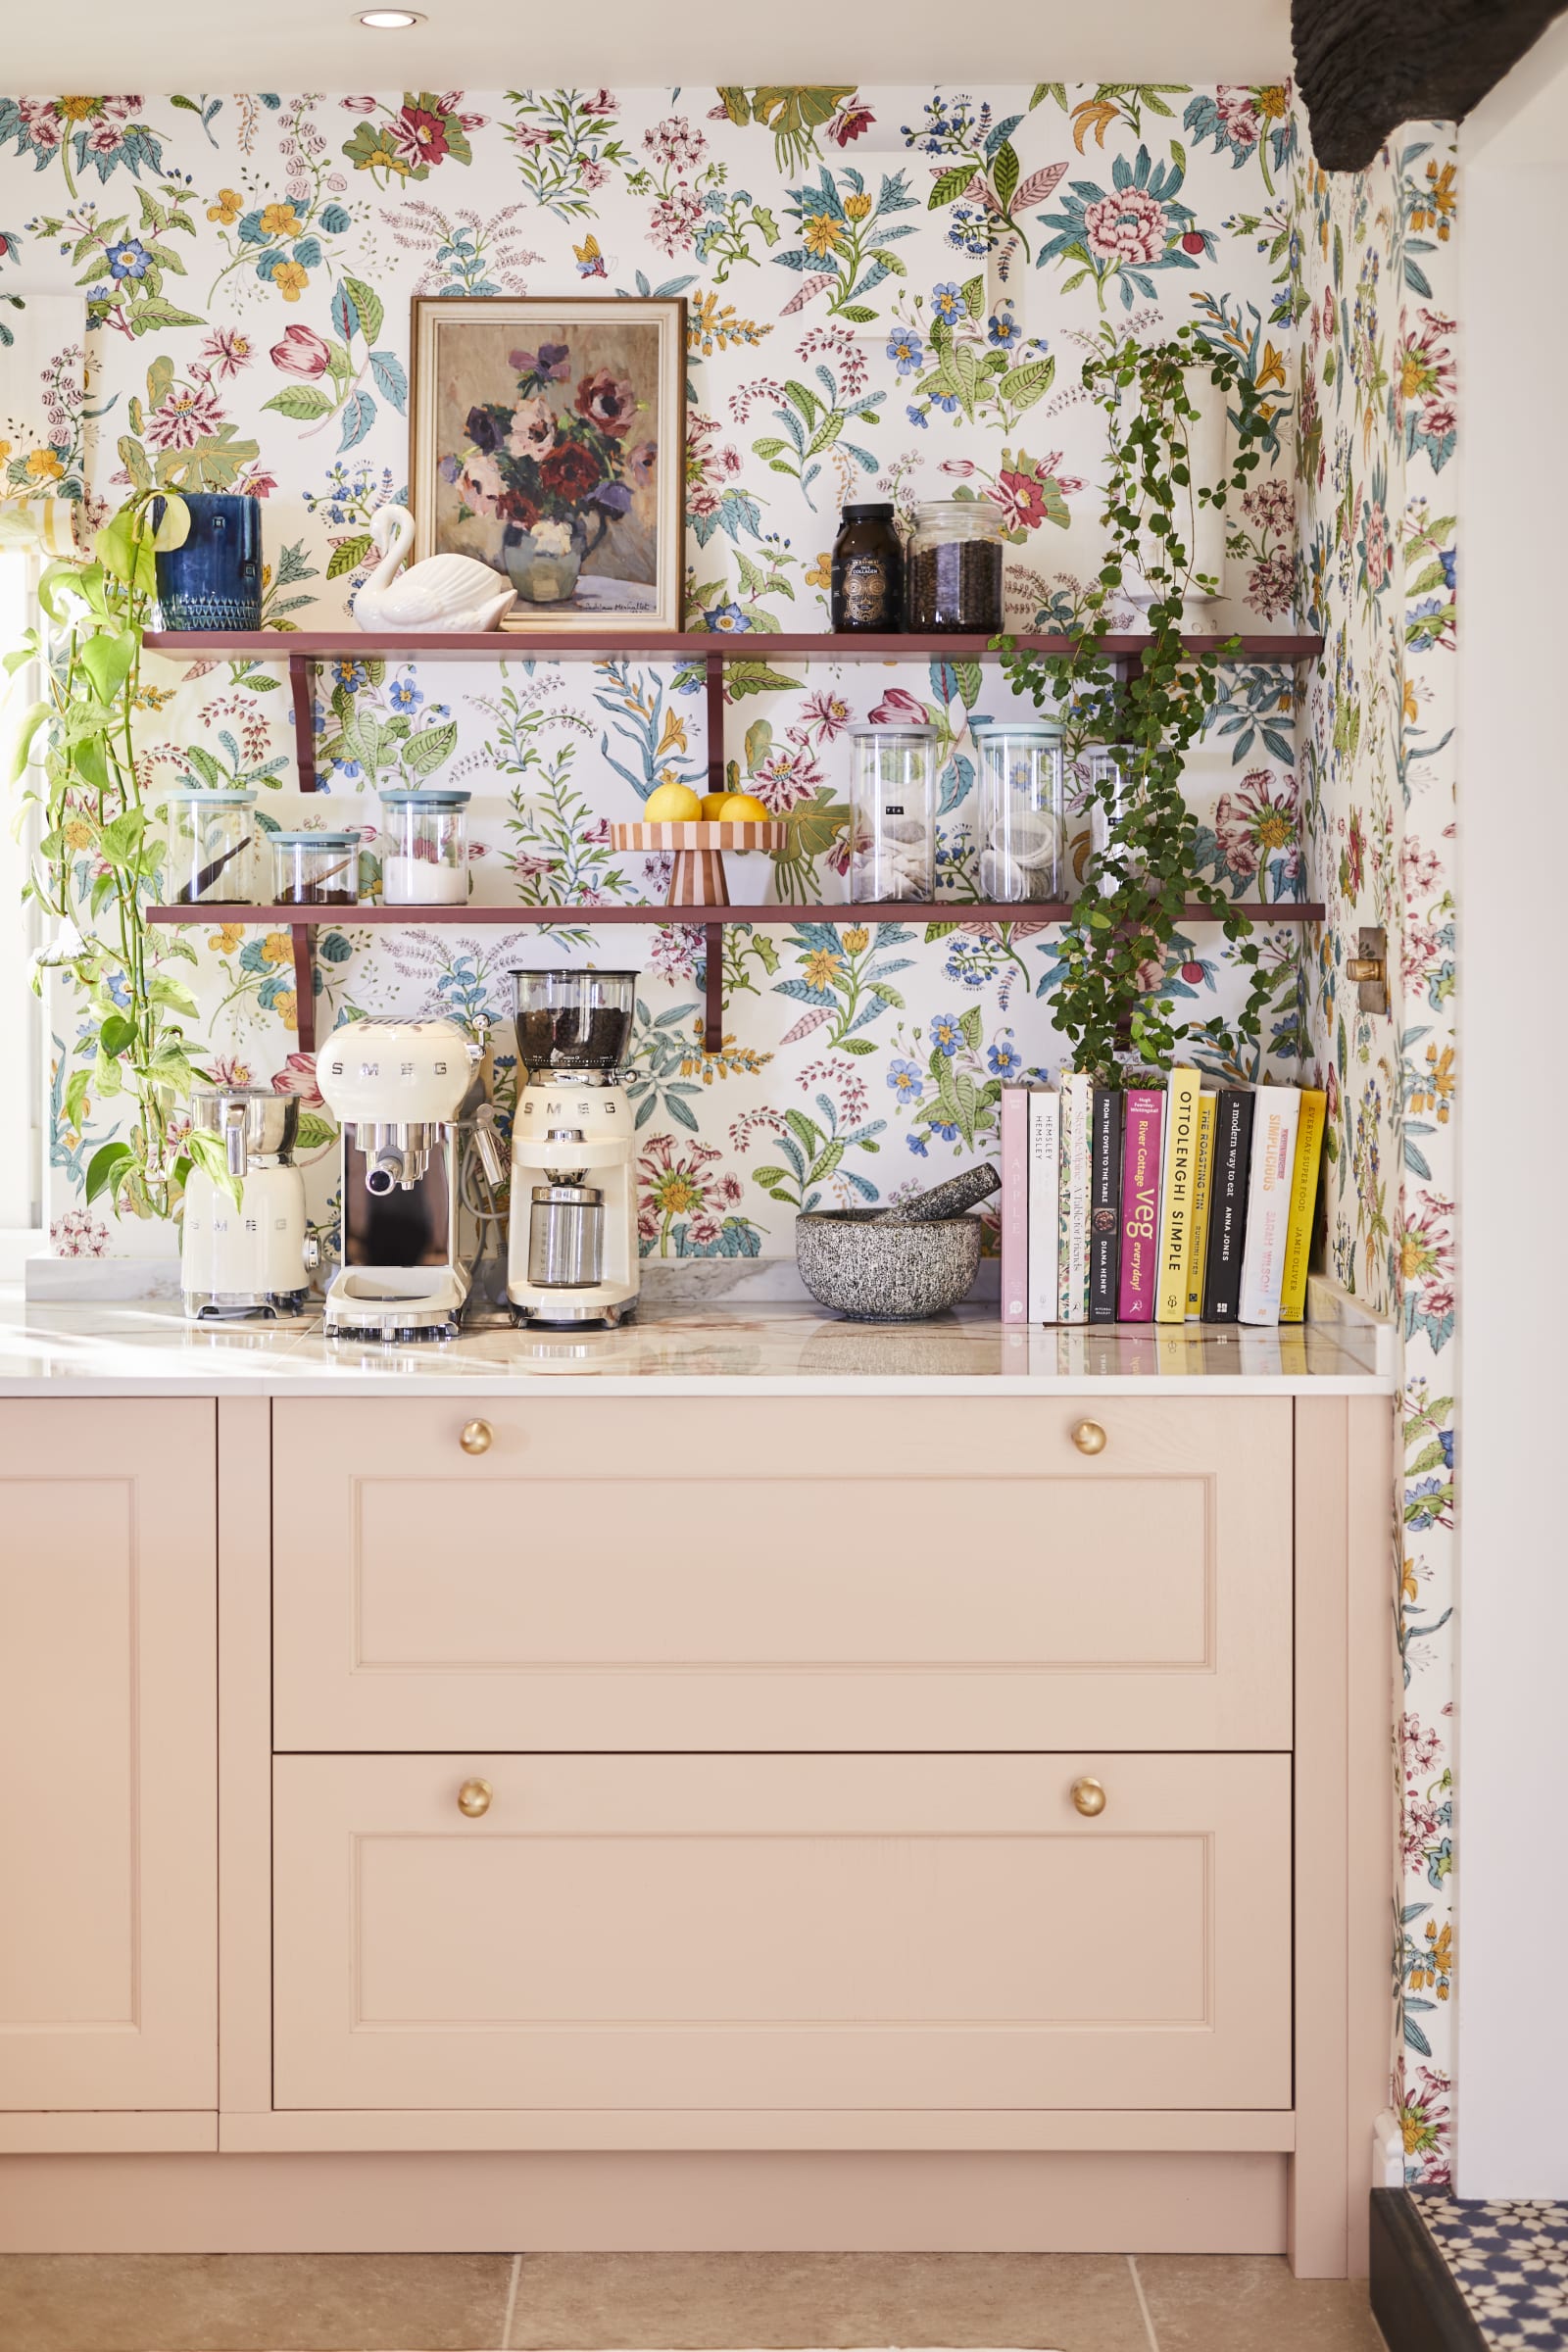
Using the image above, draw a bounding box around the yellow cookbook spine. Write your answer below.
[1155,1066,1200,1324]
[1279,1086,1327,1321]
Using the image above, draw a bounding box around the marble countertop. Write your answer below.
[0,1295,1394,1396]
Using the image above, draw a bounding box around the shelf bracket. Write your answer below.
[289,654,318,793]
[290,924,317,1056]
[705,648,726,799]
[701,652,728,1051]
[704,924,724,1055]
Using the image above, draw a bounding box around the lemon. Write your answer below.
[719,792,769,822]
[700,791,731,820]
[645,782,703,822]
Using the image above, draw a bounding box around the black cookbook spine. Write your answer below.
[1201,1088,1255,1323]
[1089,1087,1124,1323]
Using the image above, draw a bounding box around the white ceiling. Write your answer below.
[3,0,1295,96]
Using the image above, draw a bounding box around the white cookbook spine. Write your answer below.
[1026,1090,1060,1324]
[1058,1071,1093,1324]
[1237,1085,1302,1326]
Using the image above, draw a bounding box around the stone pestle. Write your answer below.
[870,1161,1002,1226]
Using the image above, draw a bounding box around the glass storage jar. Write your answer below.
[1083,745,1144,894]
[974,722,1065,902]
[849,725,937,903]
[168,786,261,906]
[271,830,362,906]
[906,498,1004,632]
[830,501,903,632]
[380,788,470,906]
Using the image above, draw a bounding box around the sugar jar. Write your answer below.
[380,788,471,906]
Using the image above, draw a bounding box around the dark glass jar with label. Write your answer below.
[830,502,903,633]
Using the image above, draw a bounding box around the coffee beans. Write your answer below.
[907,536,1004,632]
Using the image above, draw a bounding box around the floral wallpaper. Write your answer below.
[0,81,1461,2180]
[1291,126,1458,2183]
[0,79,1313,1263]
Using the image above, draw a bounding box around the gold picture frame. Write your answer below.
[409,295,687,633]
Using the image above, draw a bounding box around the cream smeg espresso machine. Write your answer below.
[315,1014,505,1341]
[506,968,641,1328]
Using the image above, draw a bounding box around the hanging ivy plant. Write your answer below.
[7,491,238,1216]
[999,320,1278,1083]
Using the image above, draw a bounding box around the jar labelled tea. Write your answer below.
[906,499,1004,632]
[168,786,260,905]
[830,501,903,632]
[849,725,937,903]
[973,723,1064,903]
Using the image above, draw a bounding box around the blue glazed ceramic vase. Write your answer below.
[153,494,263,630]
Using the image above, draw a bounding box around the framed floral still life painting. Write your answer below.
[410,295,686,633]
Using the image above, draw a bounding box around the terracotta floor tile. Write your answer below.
[506,2250,1150,2350]
[0,2251,515,2352]
[1134,2254,1387,2351]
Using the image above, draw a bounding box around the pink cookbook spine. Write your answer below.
[1001,1086,1029,1325]
[1117,1089,1165,1322]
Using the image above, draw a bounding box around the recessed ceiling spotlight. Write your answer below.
[359,8,424,24]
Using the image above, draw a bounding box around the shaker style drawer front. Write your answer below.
[271,1397,1293,1751]
[271,1751,1291,2119]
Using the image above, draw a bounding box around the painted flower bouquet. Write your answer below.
[442,344,654,605]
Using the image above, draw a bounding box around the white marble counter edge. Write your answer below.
[0,1370,1396,1396]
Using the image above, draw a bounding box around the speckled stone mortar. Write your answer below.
[795,1207,984,1322]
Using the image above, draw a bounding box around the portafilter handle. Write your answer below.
[470,1103,506,1188]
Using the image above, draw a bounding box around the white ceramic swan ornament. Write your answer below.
[351,504,514,634]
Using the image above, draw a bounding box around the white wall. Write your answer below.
[1455,13,1568,2197]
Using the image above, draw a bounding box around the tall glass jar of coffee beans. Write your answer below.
[830,502,903,632]
[906,498,1004,632]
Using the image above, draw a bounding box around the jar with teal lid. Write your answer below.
[380,788,471,905]
[167,786,261,906]
[271,830,362,906]
[973,721,1064,902]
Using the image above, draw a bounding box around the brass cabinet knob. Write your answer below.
[1071,1419,1107,1456]
[457,1778,493,1818]
[459,1419,493,1456]
[1071,1777,1107,1818]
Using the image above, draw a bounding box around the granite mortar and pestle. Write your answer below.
[794,1162,1002,1322]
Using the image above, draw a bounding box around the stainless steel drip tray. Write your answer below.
[511,1296,637,1329]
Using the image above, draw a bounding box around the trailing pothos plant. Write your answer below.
[999,320,1277,1084]
[7,491,239,1216]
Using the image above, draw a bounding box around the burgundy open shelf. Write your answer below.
[147,902,1325,928]
[148,899,1327,1059]
[144,627,1327,663]
[141,627,1327,798]
[145,626,1327,1054]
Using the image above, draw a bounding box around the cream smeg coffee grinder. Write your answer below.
[506,968,640,1328]
[316,1014,504,1341]
[180,1087,312,1319]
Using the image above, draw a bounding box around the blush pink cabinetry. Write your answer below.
[271,1750,1290,2115]
[271,1396,1294,1752]
[0,1401,217,2115]
[0,1390,1391,2279]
